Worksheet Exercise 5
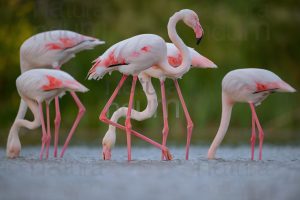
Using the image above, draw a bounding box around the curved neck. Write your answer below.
[7,99,40,150]
[160,12,191,77]
[208,93,233,158]
[106,73,157,137]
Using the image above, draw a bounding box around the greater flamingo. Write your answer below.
[9,30,104,158]
[102,43,217,160]
[88,9,203,161]
[207,68,296,160]
[7,69,88,159]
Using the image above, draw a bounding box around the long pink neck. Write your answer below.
[208,93,233,158]
[160,11,191,77]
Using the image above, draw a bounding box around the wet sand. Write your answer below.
[1,146,300,200]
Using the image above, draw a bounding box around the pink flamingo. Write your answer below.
[207,68,296,160]
[102,43,217,160]
[88,9,203,161]
[7,69,88,159]
[9,30,104,158]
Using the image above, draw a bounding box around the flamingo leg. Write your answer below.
[174,79,194,160]
[99,75,172,160]
[53,65,62,157]
[249,103,264,160]
[45,102,51,159]
[38,102,47,160]
[60,92,86,158]
[250,112,256,160]
[125,76,138,161]
[53,97,61,157]
[160,80,169,160]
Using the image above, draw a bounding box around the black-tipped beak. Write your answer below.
[196,37,202,45]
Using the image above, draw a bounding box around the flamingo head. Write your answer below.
[102,143,112,160]
[6,135,21,159]
[102,130,116,160]
[181,9,204,45]
[82,36,105,50]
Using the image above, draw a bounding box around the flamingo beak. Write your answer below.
[196,37,202,45]
[102,144,112,160]
[195,24,204,45]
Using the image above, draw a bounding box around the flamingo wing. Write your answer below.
[166,43,217,68]
[88,34,165,79]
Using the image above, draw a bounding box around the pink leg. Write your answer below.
[53,97,61,157]
[60,92,86,157]
[250,112,256,160]
[99,75,172,160]
[249,103,264,160]
[174,79,194,160]
[125,76,138,161]
[160,80,169,160]
[53,66,61,157]
[38,102,47,160]
[45,102,51,159]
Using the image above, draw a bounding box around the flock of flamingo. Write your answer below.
[6,9,295,161]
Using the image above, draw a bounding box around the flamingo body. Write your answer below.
[222,68,295,105]
[16,69,88,103]
[88,34,167,79]
[144,43,217,79]
[20,30,104,72]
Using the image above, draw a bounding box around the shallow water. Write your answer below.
[1,146,300,200]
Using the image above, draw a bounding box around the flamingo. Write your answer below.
[207,68,296,160]
[101,43,217,160]
[9,30,104,158]
[7,69,88,159]
[88,9,204,161]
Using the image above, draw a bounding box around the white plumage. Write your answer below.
[20,30,104,72]
[16,69,88,102]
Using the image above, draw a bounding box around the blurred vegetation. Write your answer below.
[0,0,299,147]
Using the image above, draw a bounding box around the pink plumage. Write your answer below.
[166,43,217,68]
[16,69,88,102]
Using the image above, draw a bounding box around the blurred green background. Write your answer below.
[0,0,299,148]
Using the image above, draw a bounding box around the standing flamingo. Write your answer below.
[207,68,296,160]
[9,30,104,158]
[101,43,217,160]
[7,69,88,159]
[88,9,203,161]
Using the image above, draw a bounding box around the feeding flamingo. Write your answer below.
[88,9,203,161]
[7,69,88,159]
[207,68,296,160]
[102,43,217,160]
[9,30,104,158]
